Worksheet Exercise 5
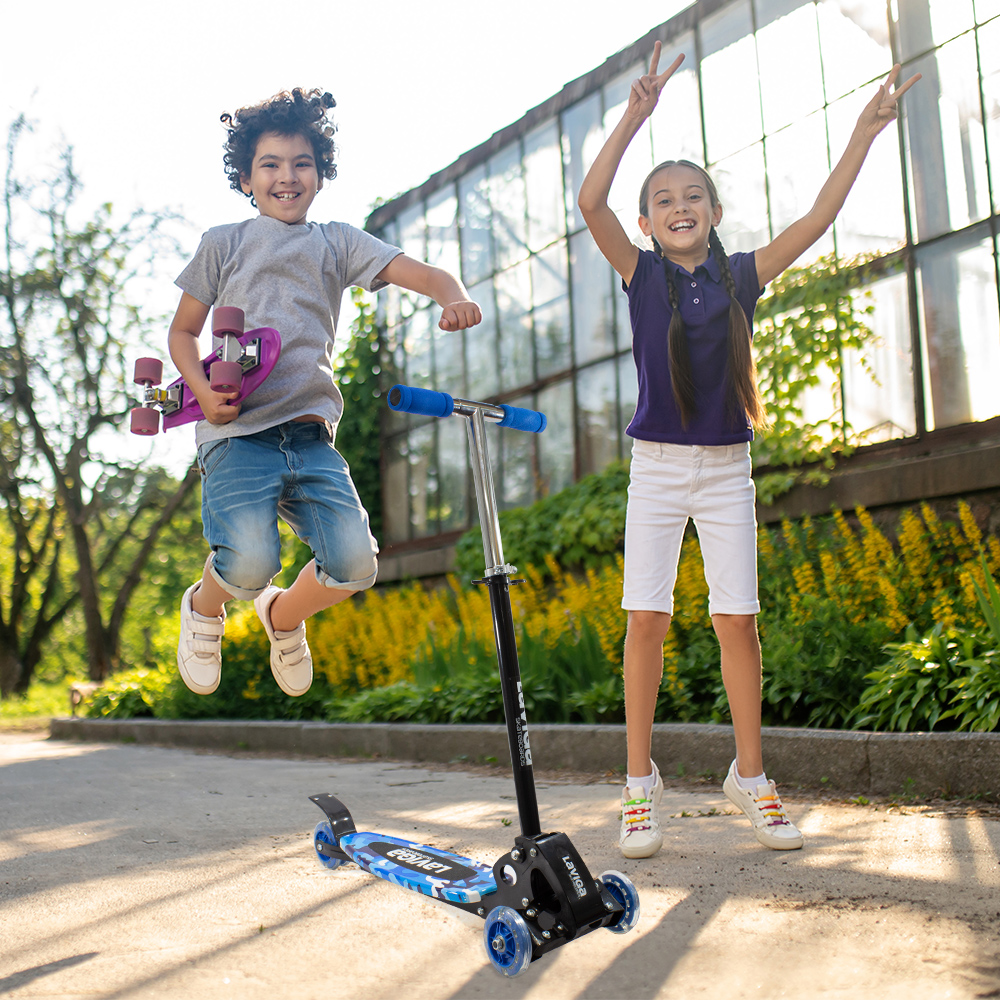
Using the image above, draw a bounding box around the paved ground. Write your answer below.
[2,729,1000,1000]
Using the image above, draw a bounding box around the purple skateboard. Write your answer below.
[130,306,281,435]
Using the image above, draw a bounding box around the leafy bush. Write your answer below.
[455,462,630,581]
[853,625,980,731]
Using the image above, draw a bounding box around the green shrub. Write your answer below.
[455,462,629,580]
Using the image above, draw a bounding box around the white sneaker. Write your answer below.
[723,760,804,850]
[177,584,225,695]
[619,763,664,859]
[254,586,313,697]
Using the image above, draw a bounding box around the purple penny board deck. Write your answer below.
[161,327,281,431]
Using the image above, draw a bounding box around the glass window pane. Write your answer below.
[764,112,834,258]
[711,142,769,253]
[755,0,825,134]
[426,185,460,277]
[576,361,620,476]
[537,379,575,497]
[562,92,605,235]
[895,0,975,61]
[700,0,762,161]
[459,165,493,285]
[604,63,653,242]
[817,0,892,103]
[916,233,1000,429]
[405,307,434,390]
[383,317,408,435]
[466,278,500,400]
[533,242,571,379]
[436,416,468,532]
[495,261,534,390]
[499,395,537,509]
[979,19,1000,212]
[903,35,990,241]
[648,33,703,166]
[489,144,529,271]
[408,423,437,539]
[828,90,907,257]
[524,120,565,251]
[843,268,916,441]
[396,202,427,314]
[571,229,618,364]
[433,325,465,395]
[617,352,639,459]
[976,0,1000,22]
[382,435,409,545]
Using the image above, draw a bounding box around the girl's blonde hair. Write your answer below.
[639,160,767,431]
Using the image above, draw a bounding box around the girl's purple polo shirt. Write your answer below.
[623,248,763,445]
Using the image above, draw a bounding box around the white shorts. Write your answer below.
[622,439,760,616]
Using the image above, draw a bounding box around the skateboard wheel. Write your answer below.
[130,407,160,436]
[133,357,162,385]
[312,821,348,871]
[210,360,243,393]
[483,905,532,977]
[599,870,640,934]
[212,306,245,336]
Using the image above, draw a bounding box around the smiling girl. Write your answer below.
[578,43,919,859]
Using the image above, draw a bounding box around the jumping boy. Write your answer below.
[168,88,481,697]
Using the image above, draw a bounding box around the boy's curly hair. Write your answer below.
[220,88,338,198]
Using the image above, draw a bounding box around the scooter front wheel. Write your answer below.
[599,870,640,933]
[312,820,348,871]
[483,905,533,977]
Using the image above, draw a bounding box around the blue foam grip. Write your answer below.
[498,404,547,433]
[388,384,454,418]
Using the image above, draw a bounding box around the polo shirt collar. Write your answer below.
[661,251,722,284]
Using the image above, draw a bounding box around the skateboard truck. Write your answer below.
[130,307,279,436]
[309,384,639,978]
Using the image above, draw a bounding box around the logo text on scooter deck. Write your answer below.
[516,681,533,767]
[562,855,589,898]
[369,842,479,881]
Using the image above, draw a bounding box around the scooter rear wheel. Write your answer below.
[483,905,532,977]
[312,820,348,871]
[599,870,640,933]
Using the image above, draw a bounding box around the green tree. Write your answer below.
[334,287,384,539]
[752,251,885,502]
[0,117,199,693]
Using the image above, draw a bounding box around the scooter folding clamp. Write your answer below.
[489,832,624,955]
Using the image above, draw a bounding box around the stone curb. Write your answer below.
[49,717,1000,799]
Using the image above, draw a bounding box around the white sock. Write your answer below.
[626,771,655,796]
[736,767,768,791]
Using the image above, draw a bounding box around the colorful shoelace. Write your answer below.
[623,794,654,833]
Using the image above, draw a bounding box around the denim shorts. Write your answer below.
[197,422,378,601]
[622,439,760,616]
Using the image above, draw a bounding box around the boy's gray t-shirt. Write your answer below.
[175,215,402,447]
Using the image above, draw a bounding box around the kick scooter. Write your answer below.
[129,306,281,435]
[310,384,639,978]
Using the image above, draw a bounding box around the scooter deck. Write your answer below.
[340,832,498,904]
[161,327,281,431]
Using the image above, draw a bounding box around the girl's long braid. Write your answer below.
[708,227,767,429]
[658,245,697,427]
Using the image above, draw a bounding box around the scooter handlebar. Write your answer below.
[387,384,546,433]
[387,384,454,418]
[498,403,547,434]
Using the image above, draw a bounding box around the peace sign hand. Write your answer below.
[626,41,685,123]
[855,64,922,142]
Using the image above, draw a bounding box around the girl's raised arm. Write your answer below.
[578,42,684,286]
[754,65,920,288]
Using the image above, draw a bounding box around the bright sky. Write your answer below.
[2,0,689,472]
[4,0,689,265]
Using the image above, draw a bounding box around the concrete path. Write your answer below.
[2,730,1000,999]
